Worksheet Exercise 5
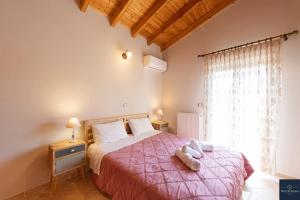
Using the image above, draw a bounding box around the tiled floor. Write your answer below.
[7,172,110,200]
[7,172,279,200]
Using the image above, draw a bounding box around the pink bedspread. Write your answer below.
[92,133,254,200]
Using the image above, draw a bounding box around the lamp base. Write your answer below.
[70,130,76,143]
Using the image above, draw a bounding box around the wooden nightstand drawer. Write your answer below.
[160,123,168,128]
[152,120,168,132]
[55,144,85,158]
[55,151,85,174]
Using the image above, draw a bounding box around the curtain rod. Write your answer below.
[197,30,299,58]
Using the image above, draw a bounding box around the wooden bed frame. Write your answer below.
[84,113,150,147]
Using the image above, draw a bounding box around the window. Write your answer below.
[203,40,281,173]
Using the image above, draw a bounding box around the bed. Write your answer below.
[85,113,253,200]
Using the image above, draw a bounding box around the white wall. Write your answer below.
[0,0,162,199]
[162,0,300,178]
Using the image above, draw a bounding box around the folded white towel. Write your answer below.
[182,144,203,159]
[200,141,213,152]
[189,139,214,152]
[175,148,200,171]
[189,139,204,154]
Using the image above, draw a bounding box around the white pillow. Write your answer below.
[128,118,154,136]
[92,120,128,144]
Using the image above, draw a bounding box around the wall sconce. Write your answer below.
[122,50,132,59]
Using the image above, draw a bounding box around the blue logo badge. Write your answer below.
[280,179,300,200]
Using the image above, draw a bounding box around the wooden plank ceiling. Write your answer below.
[80,0,235,51]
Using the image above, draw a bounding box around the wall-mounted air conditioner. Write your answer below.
[143,55,167,72]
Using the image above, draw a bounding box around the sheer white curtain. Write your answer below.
[203,40,282,174]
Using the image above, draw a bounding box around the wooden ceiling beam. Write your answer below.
[109,0,131,26]
[161,0,235,51]
[147,0,202,45]
[80,0,90,12]
[131,0,168,38]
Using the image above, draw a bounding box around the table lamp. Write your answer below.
[157,109,163,120]
[66,117,81,143]
[157,109,163,116]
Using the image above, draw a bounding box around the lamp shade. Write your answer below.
[66,117,81,128]
[157,109,163,116]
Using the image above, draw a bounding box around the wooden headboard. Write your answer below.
[84,113,150,147]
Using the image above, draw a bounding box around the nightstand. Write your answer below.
[49,140,86,191]
[152,120,168,132]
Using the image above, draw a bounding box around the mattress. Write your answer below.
[90,132,254,200]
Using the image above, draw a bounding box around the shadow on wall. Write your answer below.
[73,0,81,8]
[0,121,70,199]
[31,121,78,143]
[0,146,49,199]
